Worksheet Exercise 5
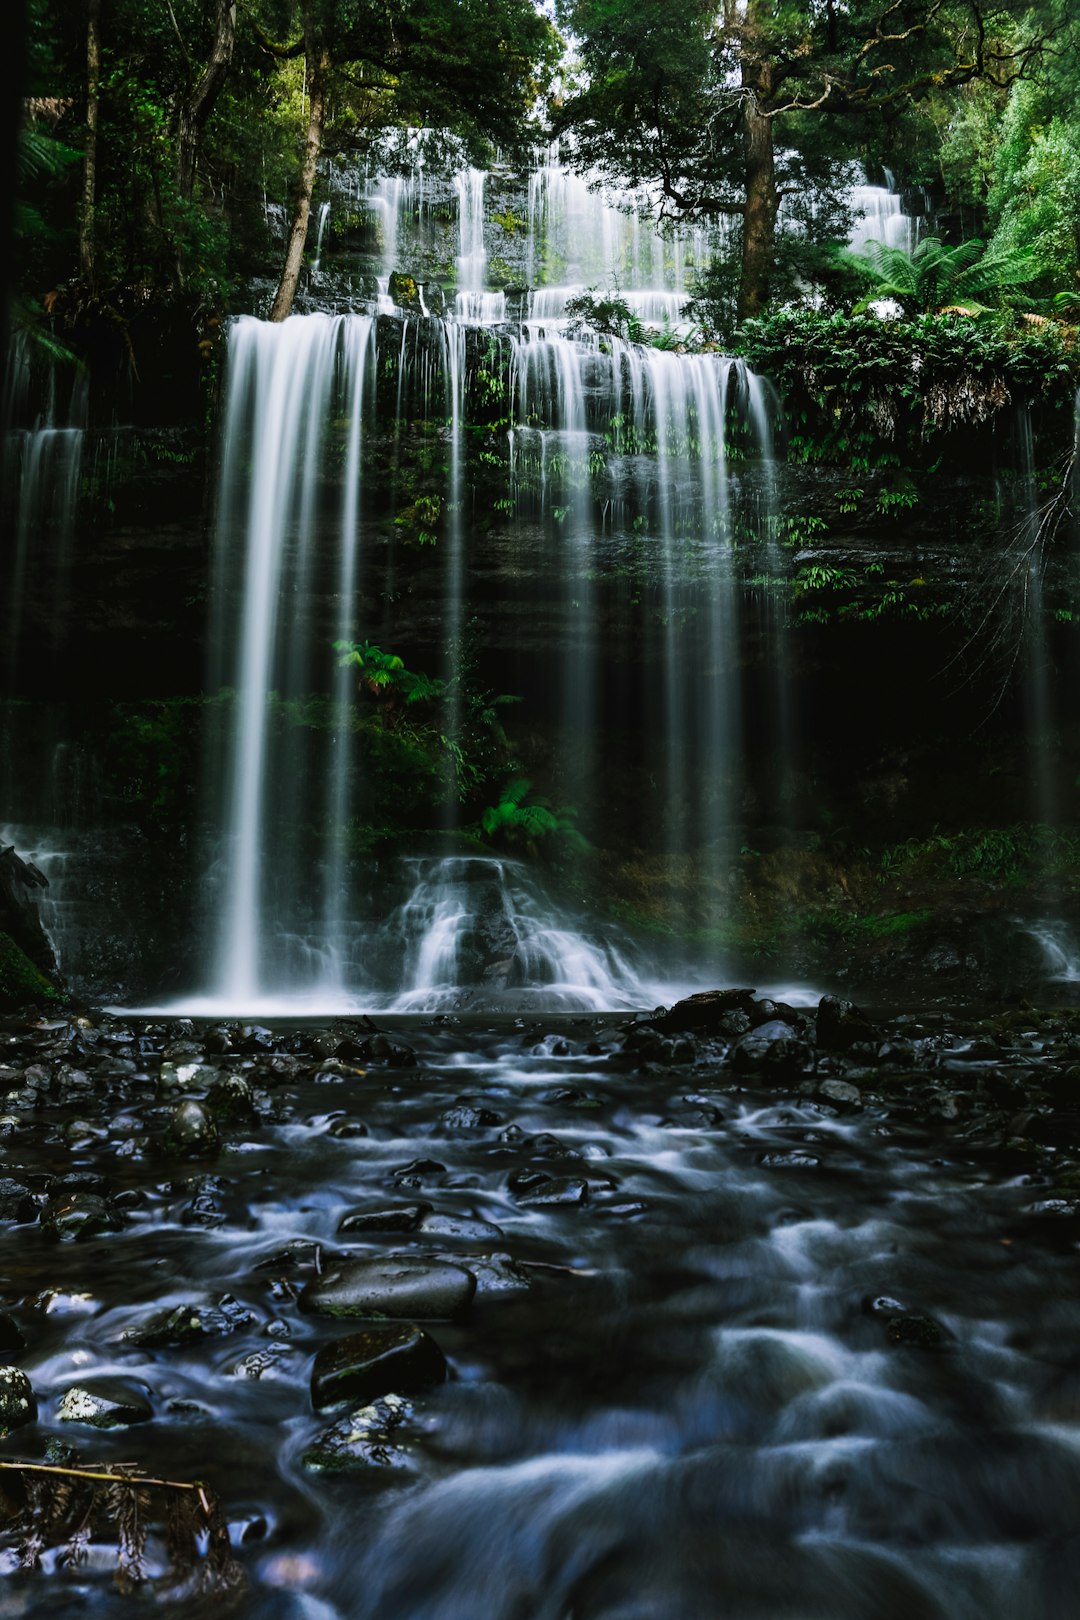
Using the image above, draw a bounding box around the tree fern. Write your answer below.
[848,236,1037,315]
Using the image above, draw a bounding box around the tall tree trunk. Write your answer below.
[269,37,327,323]
[79,0,101,284]
[177,0,237,200]
[738,86,776,320]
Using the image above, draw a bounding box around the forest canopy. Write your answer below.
[11,0,1080,335]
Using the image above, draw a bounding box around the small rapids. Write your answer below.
[2,1010,1080,1619]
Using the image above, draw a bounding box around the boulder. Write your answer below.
[816,995,880,1052]
[299,1258,476,1320]
[311,1323,446,1412]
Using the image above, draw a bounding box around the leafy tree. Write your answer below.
[555,0,1059,319]
[259,0,561,319]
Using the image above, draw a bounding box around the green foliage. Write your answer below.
[847,236,1039,316]
[565,290,646,344]
[480,777,590,854]
[334,640,446,710]
[736,307,1078,467]
[878,824,1080,884]
[0,933,60,1010]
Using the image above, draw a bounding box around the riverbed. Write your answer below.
[1,996,1079,1618]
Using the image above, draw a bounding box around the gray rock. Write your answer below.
[416,1213,504,1240]
[301,1393,415,1474]
[817,995,879,1052]
[299,1258,476,1320]
[311,1323,446,1411]
[0,1365,35,1434]
[818,1078,863,1111]
[58,1377,153,1429]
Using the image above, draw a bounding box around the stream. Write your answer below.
[2,1001,1079,1617]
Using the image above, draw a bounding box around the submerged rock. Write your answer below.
[301,1393,416,1475]
[40,1191,124,1243]
[300,1258,476,1320]
[123,1294,257,1347]
[0,1365,36,1433]
[311,1323,446,1411]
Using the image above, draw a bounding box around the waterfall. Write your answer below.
[170,147,783,1012]
[311,200,331,271]
[847,170,920,256]
[3,335,88,689]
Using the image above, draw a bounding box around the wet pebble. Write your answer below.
[300,1258,476,1320]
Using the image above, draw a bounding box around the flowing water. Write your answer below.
[5,1011,1080,1620]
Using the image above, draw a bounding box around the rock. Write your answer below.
[338,1204,431,1234]
[123,1294,257,1348]
[299,1258,476,1320]
[58,1377,153,1429]
[759,1151,821,1170]
[390,1158,446,1188]
[311,1323,446,1412]
[818,1078,863,1111]
[0,1176,37,1222]
[657,989,759,1033]
[300,1393,415,1474]
[0,1365,35,1434]
[514,1177,589,1207]
[886,1314,950,1349]
[206,1074,257,1122]
[328,1117,369,1138]
[163,1099,219,1159]
[732,1021,809,1076]
[40,1191,124,1243]
[816,995,879,1052]
[440,1104,503,1130]
[416,1213,503,1240]
[159,1060,221,1094]
[0,1314,25,1356]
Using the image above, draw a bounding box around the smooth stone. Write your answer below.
[40,1191,124,1243]
[58,1377,153,1429]
[0,1365,36,1434]
[311,1323,446,1412]
[301,1393,415,1474]
[338,1204,431,1234]
[818,1078,863,1110]
[299,1258,476,1320]
[759,1151,821,1170]
[817,995,880,1052]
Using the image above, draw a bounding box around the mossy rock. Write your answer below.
[0,932,60,1010]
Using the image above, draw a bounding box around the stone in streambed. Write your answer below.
[311,1323,446,1412]
[338,1203,431,1235]
[300,1258,475,1320]
[163,1099,219,1159]
[123,1294,257,1347]
[58,1377,153,1429]
[40,1191,124,1243]
[0,1365,35,1434]
[816,995,879,1052]
[301,1393,415,1475]
[514,1177,589,1207]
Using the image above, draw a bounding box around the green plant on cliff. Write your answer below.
[847,236,1039,316]
[480,777,590,856]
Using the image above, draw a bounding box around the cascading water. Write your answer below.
[146,149,780,1012]
[2,334,88,687]
[847,167,920,255]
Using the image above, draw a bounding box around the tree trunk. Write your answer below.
[737,78,777,320]
[176,0,237,200]
[79,0,101,284]
[269,37,327,323]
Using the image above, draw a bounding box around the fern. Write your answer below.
[848,236,1037,315]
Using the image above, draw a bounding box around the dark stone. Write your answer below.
[0,1314,25,1357]
[58,1377,153,1429]
[886,1313,950,1349]
[818,1078,863,1111]
[310,1323,446,1412]
[817,995,880,1052]
[338,1204,431,1234]
[0,1366,35,1433]
[123,1294,257,1347]
[301,1393,415,1474]
[440,1104,503,1130]
[515,1177,589,1207]
[732,1021,809,1076]
[163,1099,219,1159]
[417,1212,504,1240]
[759,1151,821,1170]
[391,1158,446,1187]
[657,989,760,1033]
[206,1073,257,1122]
[299,1258,476,1320]
[40,1191,124,1243]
